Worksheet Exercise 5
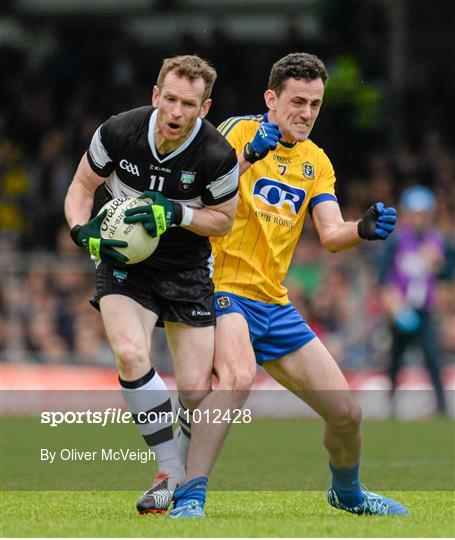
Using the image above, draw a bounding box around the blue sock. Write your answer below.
[173,476,208,508]
[330,463,364,507]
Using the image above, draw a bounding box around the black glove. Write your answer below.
[123,191,183,237]
[70,210,129,264]
[358,202,397,241]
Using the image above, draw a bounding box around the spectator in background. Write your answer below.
[1,23,453,376]
[0,139,32,248]
[379,185,447,415]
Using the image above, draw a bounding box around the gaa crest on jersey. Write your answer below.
[119,159,140,177]
[216,296,232,309]
[253,178,306,219]
[179,171,196,192]
[303,162,314,180]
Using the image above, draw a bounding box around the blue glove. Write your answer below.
[358,202,397,240]
[243,122,283,163]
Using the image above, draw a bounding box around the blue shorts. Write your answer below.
[214,292,316,365]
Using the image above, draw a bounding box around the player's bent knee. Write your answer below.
[216,364,256,391]
[114,341,150,379]
[177,387,211,410]
[328,399,362,431]
[234,369,256,391]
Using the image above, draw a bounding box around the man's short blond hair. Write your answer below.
[157,55,217,101]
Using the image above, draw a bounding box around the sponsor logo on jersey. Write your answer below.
[253,178,306,219]
[273,155,291,165]
[119,159,140,176]
[113,269,128,284]
[179,171,196,192]
[303,162,314,180]
[150,164,171,174]
[216,296,232,309]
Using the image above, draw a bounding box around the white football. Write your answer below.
[97,197,159,265]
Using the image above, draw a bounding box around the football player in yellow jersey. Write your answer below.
[214,112,337,305]
[200,53,407,516]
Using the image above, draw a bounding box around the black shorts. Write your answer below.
[91,261,215,327]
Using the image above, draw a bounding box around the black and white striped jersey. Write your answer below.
[86,106,239,270]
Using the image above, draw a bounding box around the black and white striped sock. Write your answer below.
[120,367,184,479]
[176,397,192,468]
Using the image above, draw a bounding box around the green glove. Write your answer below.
[70,210,129,264]
[123,191,183,238]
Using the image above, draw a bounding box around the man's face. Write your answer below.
[152,71,211,143]
[265,77,325,143]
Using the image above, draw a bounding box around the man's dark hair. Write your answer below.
[268,53,328,95]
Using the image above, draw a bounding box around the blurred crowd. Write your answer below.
[2,213,454,373]
[1,13,454,373]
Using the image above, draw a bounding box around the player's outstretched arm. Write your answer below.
[313,200,397,252]
[124,190,238,238]
[183,193,239,237]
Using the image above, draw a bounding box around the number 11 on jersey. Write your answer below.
[149,175,164,191]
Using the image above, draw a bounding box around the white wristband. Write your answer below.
[181,206,194,227]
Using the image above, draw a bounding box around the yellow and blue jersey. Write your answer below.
[211,113,337,305]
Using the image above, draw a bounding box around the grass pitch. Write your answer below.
[1,490,454,537]
[1,417,454,537]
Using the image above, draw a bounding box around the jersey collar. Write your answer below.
[148,109,202,163]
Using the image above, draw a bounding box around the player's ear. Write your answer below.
[199,98,212,119]
[264,89,277,111]
[152,85,160,107]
